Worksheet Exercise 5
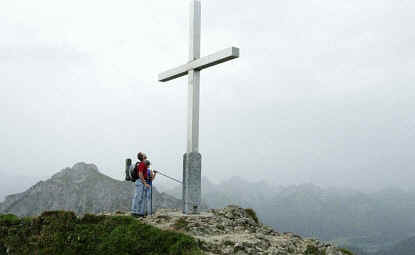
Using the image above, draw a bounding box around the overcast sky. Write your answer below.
[1,0,414,200]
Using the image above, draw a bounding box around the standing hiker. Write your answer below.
[144,160,156,215]
[131,152,149,217]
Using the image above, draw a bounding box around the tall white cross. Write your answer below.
[158,0,239,214]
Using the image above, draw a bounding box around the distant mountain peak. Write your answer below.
[51,162,100,183]
[73,162,99,171]
[0,163,181,216]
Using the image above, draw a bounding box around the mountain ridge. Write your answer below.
[0,162,181,216]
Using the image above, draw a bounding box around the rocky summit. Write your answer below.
[107,205,351,255]
[0,162,181,216]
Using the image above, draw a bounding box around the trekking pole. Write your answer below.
[150,181,153,215]
[153,170,182,184]
[146,173,153,216]
[147,170,154,216]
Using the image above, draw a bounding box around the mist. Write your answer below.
[1,0,414,201]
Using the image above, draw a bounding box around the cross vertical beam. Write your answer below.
[189,0,201,61]
[187,0,201,153]
[183,0,202,214]
[187,70,200,153]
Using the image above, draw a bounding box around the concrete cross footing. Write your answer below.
[182,152,201,214]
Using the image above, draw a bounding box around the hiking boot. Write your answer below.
[131,213,144,218]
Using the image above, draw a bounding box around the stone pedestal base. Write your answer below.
[182,152,201,214]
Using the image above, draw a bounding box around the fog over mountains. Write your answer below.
[164,176,415,254]
[1,163,414,254]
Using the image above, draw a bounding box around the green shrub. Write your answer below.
[339,247,354,255]
[0,212,203,255]
[0,214,20,226]
[305,245,326,255]
[79,214,106,224]
[244,208,259,224]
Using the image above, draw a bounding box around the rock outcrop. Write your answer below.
[121,205,351,255]
[0,162,181,216]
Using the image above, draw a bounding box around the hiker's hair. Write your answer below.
[137,152,145,161]
[144,160,151,167]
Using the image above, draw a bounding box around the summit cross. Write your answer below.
[158,0,240,214]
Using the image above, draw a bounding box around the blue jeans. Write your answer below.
[131,180,152,215]
[131,180,146,215]
[145,184,152,215]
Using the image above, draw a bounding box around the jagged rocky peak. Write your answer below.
[52,162,100,182]
[0,162,182,217]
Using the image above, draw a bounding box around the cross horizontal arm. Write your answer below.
[158,47,239,82]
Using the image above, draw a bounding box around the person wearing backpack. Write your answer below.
[131,152,149,217]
